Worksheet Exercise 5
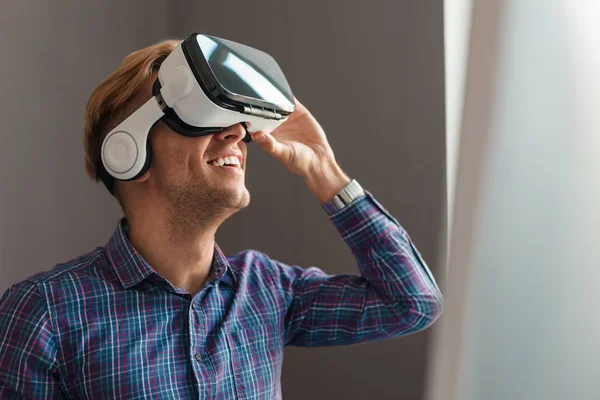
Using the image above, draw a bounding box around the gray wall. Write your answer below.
[0,0,170,287]
[0,1,445,399]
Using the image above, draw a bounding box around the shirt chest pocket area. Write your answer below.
[226,323,283,397]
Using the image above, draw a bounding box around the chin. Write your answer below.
[232,189,251,209]
[217,185,250,209]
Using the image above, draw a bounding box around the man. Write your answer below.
[0,39,443,399]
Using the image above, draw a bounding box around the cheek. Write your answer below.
[150,148,189,182]
[151,132,212,175]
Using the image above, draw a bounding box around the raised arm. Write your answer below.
[265,192,443,346]
[249,98,443,346]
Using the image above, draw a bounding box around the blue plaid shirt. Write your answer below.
[0,192,443,399]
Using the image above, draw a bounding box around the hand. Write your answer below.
[249,98,334,178]
[249,98,351,203]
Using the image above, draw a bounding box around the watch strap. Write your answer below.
[323,179,365,213]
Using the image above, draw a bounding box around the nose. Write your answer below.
[213,123,247,143]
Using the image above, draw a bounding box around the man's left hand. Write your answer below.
[248,98,351,203]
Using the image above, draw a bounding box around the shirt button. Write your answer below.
[194,353,202,362]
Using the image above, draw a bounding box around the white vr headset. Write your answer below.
[99,32,295,194]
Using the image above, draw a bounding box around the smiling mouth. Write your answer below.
[207,163,243,171]
[207,156,242,169]
[208,164,240,169]
[206,160,244,174]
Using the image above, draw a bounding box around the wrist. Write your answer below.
[302,158,351,203]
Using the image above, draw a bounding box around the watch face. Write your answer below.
[195,34,295,112]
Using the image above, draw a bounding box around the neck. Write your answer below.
[126,205,223,296]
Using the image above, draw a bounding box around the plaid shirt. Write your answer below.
[0,192,443,399]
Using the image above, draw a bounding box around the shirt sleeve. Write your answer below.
[0,280,64,399]
[277,191,444,347]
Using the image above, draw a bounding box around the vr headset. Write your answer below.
[99,33,295,194]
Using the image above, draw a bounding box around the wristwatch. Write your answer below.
[323,179,365,213]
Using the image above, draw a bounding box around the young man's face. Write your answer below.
[144,120,251,215]
[121,73,251,221]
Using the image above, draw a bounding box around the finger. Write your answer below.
[251,131,287,159]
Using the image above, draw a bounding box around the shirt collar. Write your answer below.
[105,218,236,290]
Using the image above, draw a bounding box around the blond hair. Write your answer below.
[83,39,179,194]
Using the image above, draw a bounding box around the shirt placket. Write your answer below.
[189,292,217,400]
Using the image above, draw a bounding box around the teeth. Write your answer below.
[210,156,241,167]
